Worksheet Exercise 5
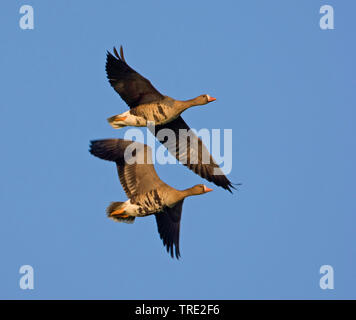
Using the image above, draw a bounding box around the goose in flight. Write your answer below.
[89,138,213,259]
[105,46,234,192]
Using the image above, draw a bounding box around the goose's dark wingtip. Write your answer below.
[105,46,125,62]
[88,140,102,158]
[162,239,181,260]
[214,175,237,193]
[175,246,181,260]
[113,46,120,59]
[222,180,242,193]
[171,250,181,260]
[106,49,120,64]
[229,182,242,193]
[225,184,234,193]
[106,50,114,59]
[88,140,95,155]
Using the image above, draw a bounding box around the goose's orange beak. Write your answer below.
[207,96,216,102]
[205,187,213,193]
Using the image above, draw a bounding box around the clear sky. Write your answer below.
[1,0,355,299]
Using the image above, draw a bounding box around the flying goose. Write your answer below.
[105,46,234,192]
[89,138,213,259]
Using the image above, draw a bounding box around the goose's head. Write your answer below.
[191,94,216,106]
[205,94,217,103]
[189,184,213,196]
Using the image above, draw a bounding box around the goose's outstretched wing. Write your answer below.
[155,200,184,259]
[106,46,164,108]
[150,116,234,192]
[89,139,164,197]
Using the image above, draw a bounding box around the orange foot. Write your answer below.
[110,208,129,219]
[107,115,127,124]
[113,116,127,122]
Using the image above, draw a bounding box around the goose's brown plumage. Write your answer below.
[89,138,212,259]
[151,116,233,191]
[105,46,234,192]
[106,46,165,108]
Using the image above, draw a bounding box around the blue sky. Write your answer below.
[0,0,355,299]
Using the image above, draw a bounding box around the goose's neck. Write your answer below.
[179,186,199,199]
[177,98,201,112]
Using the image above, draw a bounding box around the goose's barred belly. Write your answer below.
[130,103,176,125]
[130,189,165,217]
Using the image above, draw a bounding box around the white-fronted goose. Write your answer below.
[106,46,216,129]
[89,139,213,259]
[106,46,234,192]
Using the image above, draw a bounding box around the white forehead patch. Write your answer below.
[206,94,211,100]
